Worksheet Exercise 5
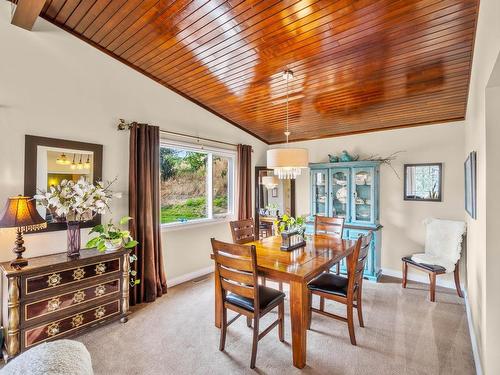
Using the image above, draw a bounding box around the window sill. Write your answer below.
[161,217,234,232]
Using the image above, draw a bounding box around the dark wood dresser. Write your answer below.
[0,248,131,360]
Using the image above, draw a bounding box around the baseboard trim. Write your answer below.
[463,289,483,375]
[167,266,213,288]
[381,267,459,289]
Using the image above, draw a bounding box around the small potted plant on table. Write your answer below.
[274,214,306,251]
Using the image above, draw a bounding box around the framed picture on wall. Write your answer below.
[464,151,477,219]
[272,187,278,198]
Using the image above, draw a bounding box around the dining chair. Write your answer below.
[402,218,466,302]
[307,231,372,346]
[230,218,256,244]
[314,215,345,238]
[229,219,283,291]
[211,238,285,369]
[314,215,345,279]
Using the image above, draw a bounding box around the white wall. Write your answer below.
[463,0,500,373]
[485,68,500,375]
[0,3,267,282]
[289,123,465,284]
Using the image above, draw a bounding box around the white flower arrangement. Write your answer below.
[34,177,115,222]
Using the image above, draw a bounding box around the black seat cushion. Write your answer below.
[308,273,349,297]
[402,256,446,273]
[226,285,285,312]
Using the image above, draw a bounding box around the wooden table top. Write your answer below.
[245,235,356,282]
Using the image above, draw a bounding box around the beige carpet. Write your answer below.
[77,275,475,375]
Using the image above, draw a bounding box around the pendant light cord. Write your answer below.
[284,70,292,144]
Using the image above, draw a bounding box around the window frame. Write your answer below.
[159,139,237,229]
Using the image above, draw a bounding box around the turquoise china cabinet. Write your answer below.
[308,160,383,281]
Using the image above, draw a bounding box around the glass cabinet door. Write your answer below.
[330,169,349,220]
[311,169,328,216]
[351,167,375,224]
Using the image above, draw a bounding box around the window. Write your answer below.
[160,141,235,226]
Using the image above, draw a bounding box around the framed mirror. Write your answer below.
[24,135,103,232]
[255,167,295,239]
[404,163,442,202]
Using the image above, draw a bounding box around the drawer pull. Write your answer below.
[47,297,61,312]
[71,314,84,328]
[46,322,60,337]
[47,273,62,287]
[95,263,106,275]
[94,285,106,297]
[72,290,86,303]
[72,268,86,281]
[94,306,106,319]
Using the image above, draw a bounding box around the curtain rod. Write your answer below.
[117,119,251,150]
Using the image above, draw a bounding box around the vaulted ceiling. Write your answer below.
[38,0,479,144]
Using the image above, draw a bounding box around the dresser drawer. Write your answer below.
[24,258,120,296]
[23,279,120,323]
[24,299,121,349]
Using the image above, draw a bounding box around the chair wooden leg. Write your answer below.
[357,286,364,328]
[278,282,283,292]
[250,318,259,369]
[278,302,285,342]
[246,316,252,327]
[402,261,408,288]
[319,296,325,311]
[336,262,340,275]
[219,308,227,351]
[454,265,464,298]
[429,272,436,302]
[347,301,356,346]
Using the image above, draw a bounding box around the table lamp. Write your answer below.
[0,196,47,267]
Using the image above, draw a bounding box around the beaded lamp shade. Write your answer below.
[0,196,46,267]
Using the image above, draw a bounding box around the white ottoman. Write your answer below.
[1,339,93,375]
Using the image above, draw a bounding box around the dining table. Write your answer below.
[212,234,357,369]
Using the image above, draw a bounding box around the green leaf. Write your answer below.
[85,237,101,249]
[124,240,138,249]
[90,224,104,234]
[97,242,106,252]
[119,216,133,225]
[134,280,140,285]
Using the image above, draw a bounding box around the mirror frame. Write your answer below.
[403,162,443,202]
[254,166,295,236]
[24,135,104,232]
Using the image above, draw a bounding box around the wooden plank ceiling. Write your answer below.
[38,0,479,144]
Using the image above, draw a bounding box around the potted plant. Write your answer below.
[34,178,115,257]
[274,215,307,251]
[85,216,138,253]
[274,214,306,235]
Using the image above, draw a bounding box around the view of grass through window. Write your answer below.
[160,146,232,224]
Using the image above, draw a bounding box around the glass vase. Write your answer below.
[67,221,81,258]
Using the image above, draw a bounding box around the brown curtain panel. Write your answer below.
[129,123,167,305]
[237,144,252,220]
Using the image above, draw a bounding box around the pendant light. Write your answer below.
[76,154,84,170]
[70,154,77,170]
[266,69,308,179]
[261,175,279,189]
[56,153,70,165]
[83,155,91,169]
